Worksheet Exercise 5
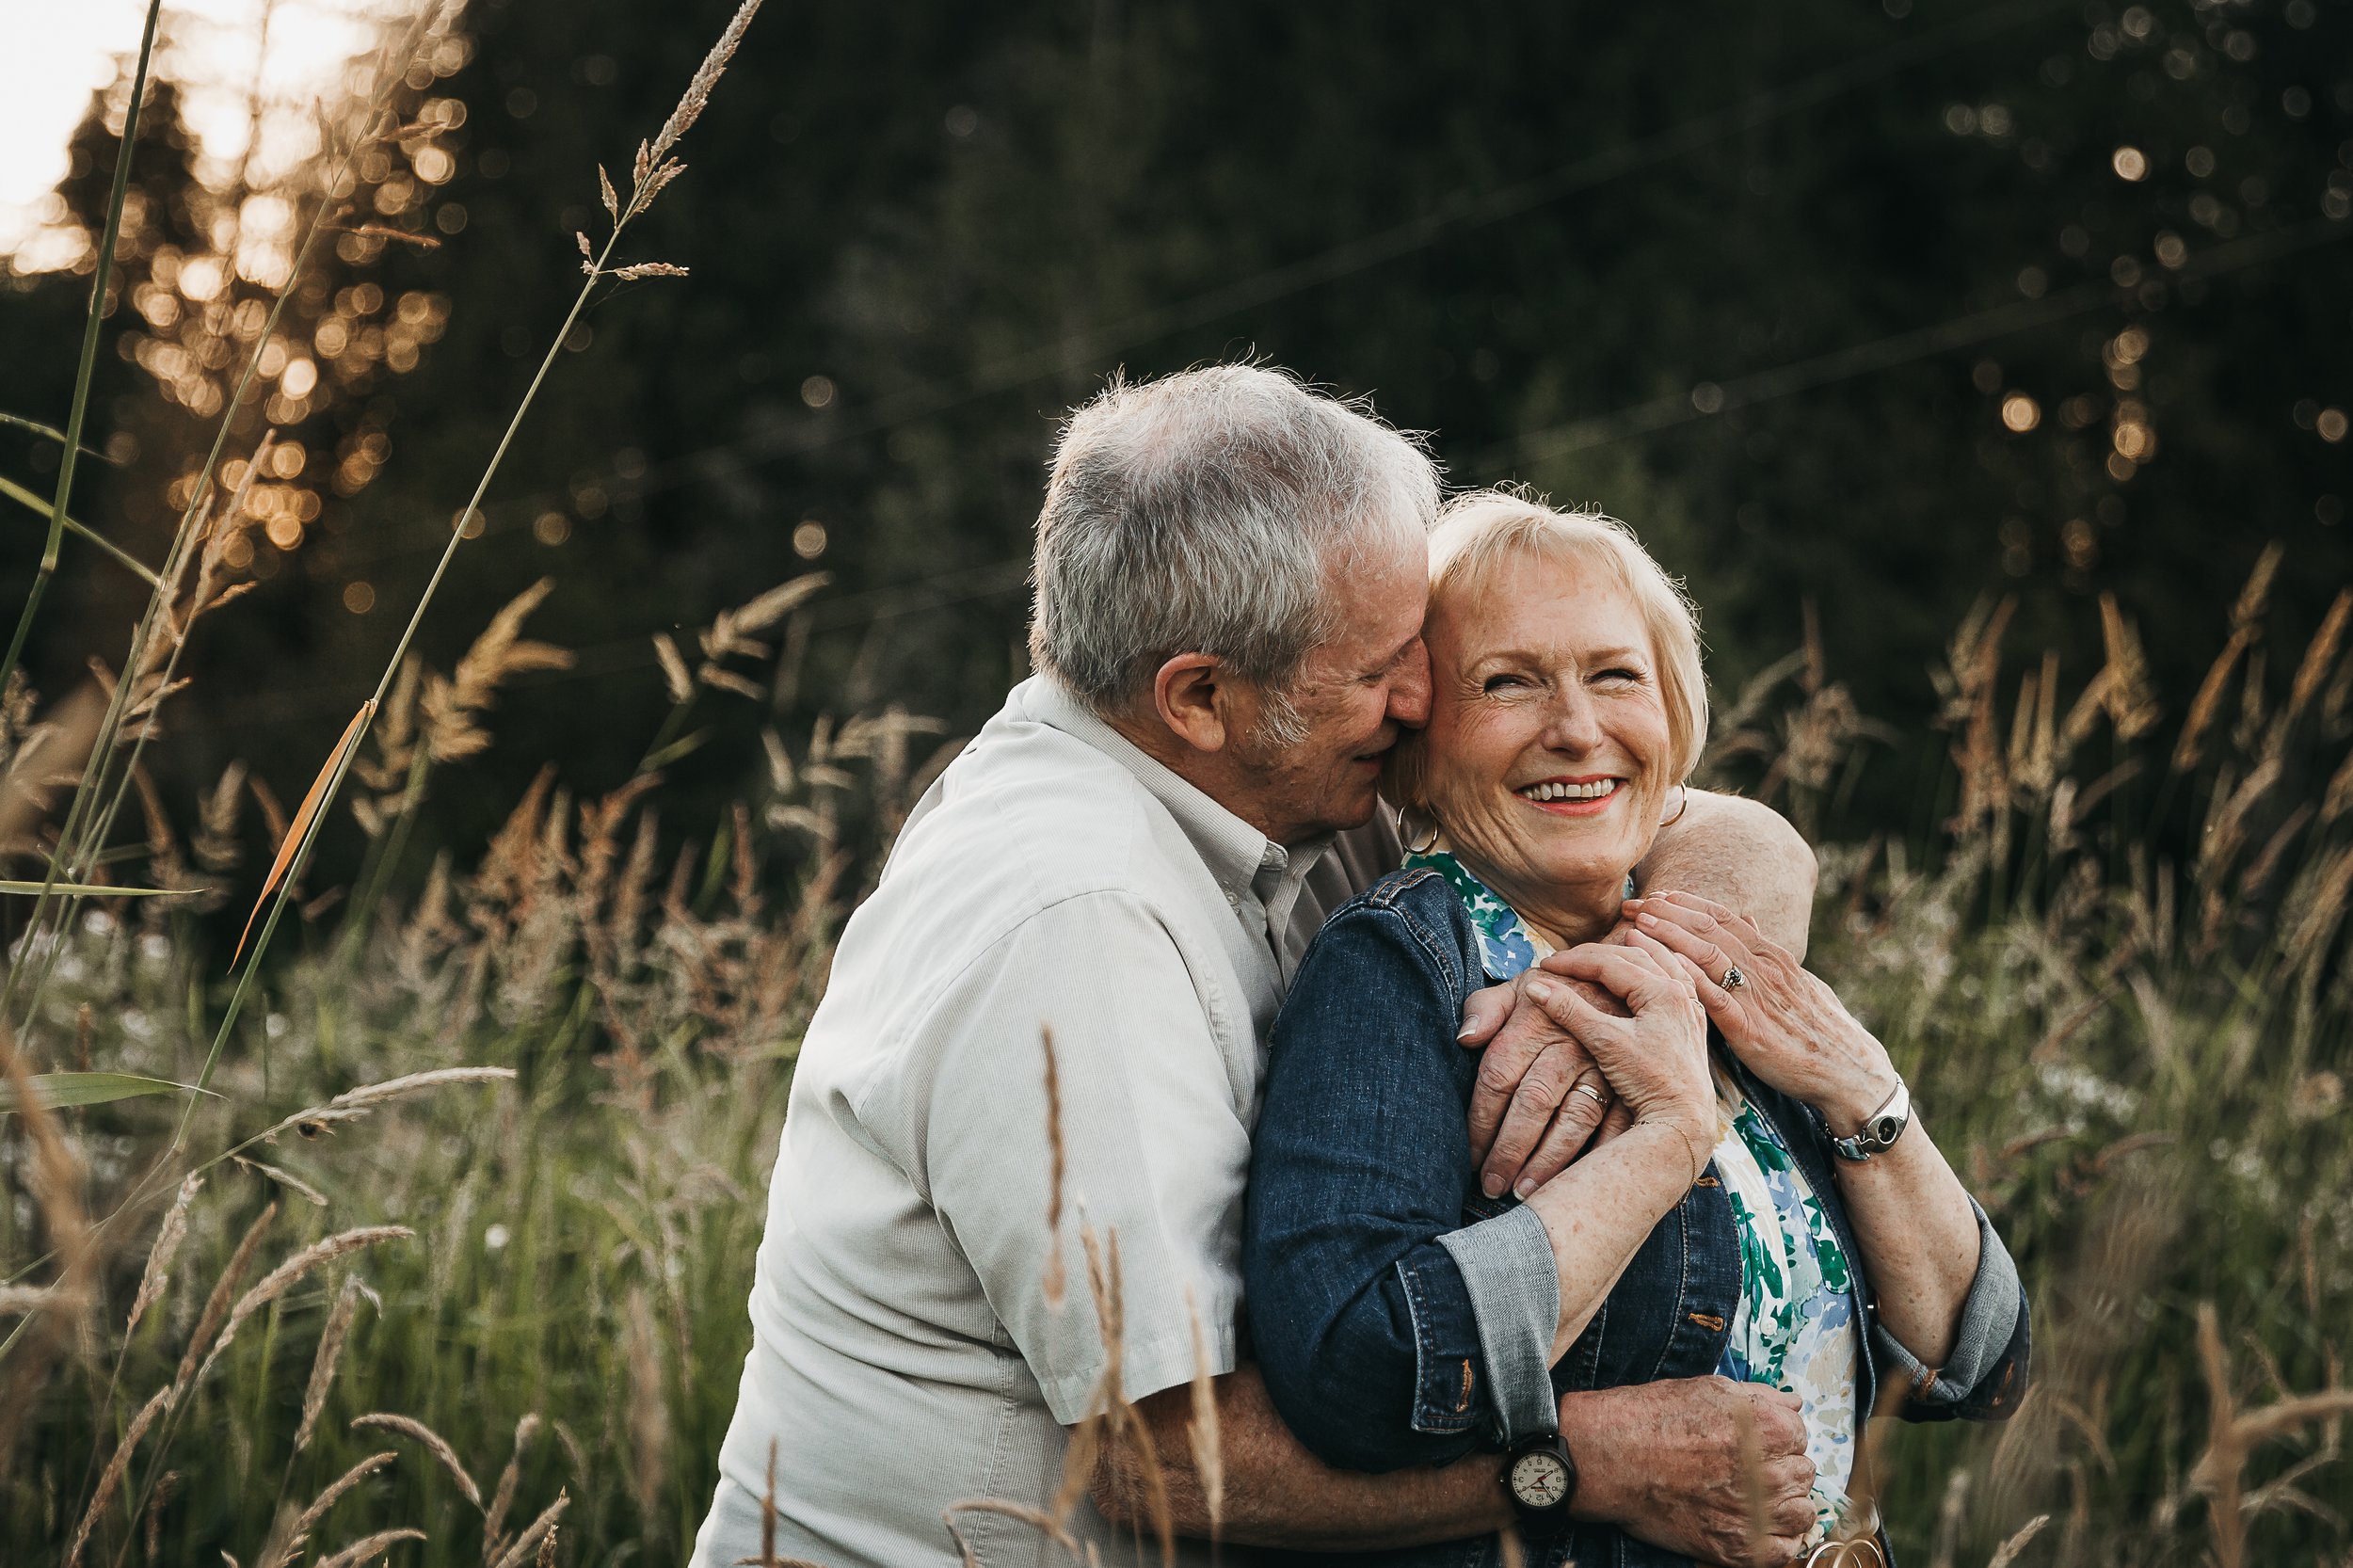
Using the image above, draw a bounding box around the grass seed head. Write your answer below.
[200,1225,413,1384]
[483,1414,543,1564]
[352,1412,482,1509]
[643,0,765,173]
[266,1450,398,1568]
[316,1528,427,1568]
[487,1491,568,1568]
[126,1171,203,1338]
[295,1274,373,1454]
[65,1384,173,1568]
[172,1200,280,1400]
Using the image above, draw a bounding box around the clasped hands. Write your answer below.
[1455,890,1901,1200]
[1458,892,1898,1564]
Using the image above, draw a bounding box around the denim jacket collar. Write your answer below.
[1399,844,1635,981]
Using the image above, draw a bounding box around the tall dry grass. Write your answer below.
[2,4,2348,1566]
[6,548,2345,1565]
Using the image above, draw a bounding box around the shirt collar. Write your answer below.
[1018,677,1332,909]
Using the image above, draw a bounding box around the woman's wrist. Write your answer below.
[1815,1032,1902,1137]
[1627,1107,1715,1186]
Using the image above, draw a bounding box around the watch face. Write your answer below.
[1870,1113,1900,1144]
[1510,1449,1570,1509]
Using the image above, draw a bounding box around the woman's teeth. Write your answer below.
[1518,779,1620,803]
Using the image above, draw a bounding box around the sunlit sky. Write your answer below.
[0,0,405,268]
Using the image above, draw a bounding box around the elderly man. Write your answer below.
[693,366,1819,1568]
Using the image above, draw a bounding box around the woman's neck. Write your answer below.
[1451,848,1625,951]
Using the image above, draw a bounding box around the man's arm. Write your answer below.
[1094,1366,1507,1551]
[1091,1368,1817,1562]
[1457,791,1817,1198]
[1634,788,1817,959]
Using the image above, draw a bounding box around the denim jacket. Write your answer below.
[1241,868,2031,1568]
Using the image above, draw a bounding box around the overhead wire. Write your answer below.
[322,0,2078,571]
[1471,216,2353,475]
[204,213,2353,734]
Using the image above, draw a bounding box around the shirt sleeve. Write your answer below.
[1873,1194,2033,1422]
[906,891,1252,1425]
[1243,894,1561,1472]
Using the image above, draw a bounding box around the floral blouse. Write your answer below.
[1404,845,1860,1536]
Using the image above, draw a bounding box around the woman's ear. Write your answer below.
[1151,654,1232,753]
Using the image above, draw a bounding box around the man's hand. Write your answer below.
[1564,1378,1817,1567]
[1456,948,1637,1200]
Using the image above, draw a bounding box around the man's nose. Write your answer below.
[1388,640,1433,727]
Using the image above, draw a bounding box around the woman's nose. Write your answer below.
[1543,684,1605,752]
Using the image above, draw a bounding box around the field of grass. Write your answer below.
[5,2,2351,1565]
[7,559,2348,1568]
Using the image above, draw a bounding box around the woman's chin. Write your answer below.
[1527,834,1646,892]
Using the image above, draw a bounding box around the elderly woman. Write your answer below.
[1241,490,2030,1567]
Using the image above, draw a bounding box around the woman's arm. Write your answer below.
[1243,896,1542,1469]
[1508,948,1721,1361]
[1624,893,2011,1373]
[1242,896,1712,1467]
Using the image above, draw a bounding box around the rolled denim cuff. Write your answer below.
[1873,1196,2026,1413]
[1437,1204,1561,1442]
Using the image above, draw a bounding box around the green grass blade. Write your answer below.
[0,476,160,586]
[0,1071,214,1113]
[0,410,112,462]
[0,0,164,702]
[640,728,710,773]
[0,880,189,897]
[4,4,455,1039]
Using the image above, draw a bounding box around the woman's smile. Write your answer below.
[1513,775,1625,814]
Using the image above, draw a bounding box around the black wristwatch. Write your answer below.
[1500,1431,1577,1537]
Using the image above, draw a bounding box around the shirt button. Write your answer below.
[1225,891,1240,907]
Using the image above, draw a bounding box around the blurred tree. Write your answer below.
[6,0,2348,877]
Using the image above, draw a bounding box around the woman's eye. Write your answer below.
[1481,672,1530,693]
[1593,667,1641,686]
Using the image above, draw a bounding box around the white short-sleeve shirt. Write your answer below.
[692,678,1397,1568]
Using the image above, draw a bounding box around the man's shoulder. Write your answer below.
[832,695,1225,1009]
[890,696,1179,909]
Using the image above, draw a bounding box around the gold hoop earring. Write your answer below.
[1401,805,1442,854]
[1659,785,1689,828]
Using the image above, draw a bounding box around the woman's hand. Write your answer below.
[1528,944,1714,1174]
[1624,890,1899,1134]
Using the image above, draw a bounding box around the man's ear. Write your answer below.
[1151,654,1232,754]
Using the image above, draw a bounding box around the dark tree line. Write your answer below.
[7,0,2349,874]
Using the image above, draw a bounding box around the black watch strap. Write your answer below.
[1500,1431,1578,1537]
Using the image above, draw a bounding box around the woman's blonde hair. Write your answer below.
[1387,486,1708,818]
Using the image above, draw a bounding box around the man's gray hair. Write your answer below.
[1028,365,1439,733]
